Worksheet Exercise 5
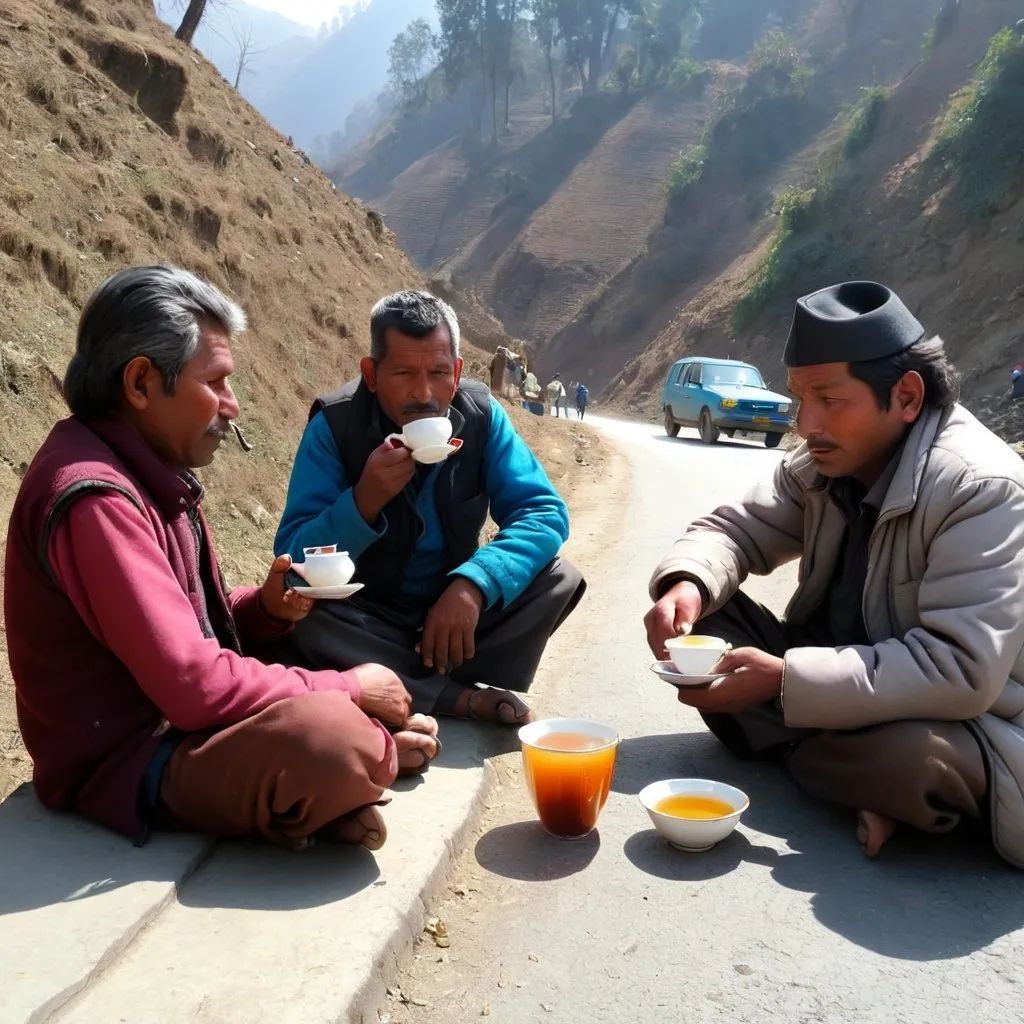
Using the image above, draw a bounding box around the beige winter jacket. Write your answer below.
[650,404,1024,867]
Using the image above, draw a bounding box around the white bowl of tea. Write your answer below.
[638,778,749,852]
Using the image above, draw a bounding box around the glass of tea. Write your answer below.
[518,718,619,840]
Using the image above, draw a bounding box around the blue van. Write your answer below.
[662,357,791,448]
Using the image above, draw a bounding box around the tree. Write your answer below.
[531,0,559,122]
[169,0,230,47]
[230,20,264,90]
[175,0,207,44]
[436,0,523,140]
[388,19,439,107]
[554,0,632,95]
[627,0,699,87]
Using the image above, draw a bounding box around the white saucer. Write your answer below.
[291,582,364,600]
[411,443,461,465]
[650,661,725,687]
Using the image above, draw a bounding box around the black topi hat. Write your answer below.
[783,281,925,368]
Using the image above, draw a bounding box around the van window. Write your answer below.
[704,364,765,387]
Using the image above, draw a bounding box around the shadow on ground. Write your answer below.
[616,732,1022,963]
[475,821,600,881]
[0,784,212,916]
[175,840,382,911]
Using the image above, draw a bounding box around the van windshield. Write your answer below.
[703,365,765,388]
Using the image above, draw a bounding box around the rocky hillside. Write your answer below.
[344,0,1024,430]
[0,0,490,799]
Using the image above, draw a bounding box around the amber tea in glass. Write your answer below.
[518,718,619,839]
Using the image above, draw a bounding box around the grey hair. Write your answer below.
[369,290,460,363]
[63,265,247,419]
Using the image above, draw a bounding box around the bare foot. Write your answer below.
[447,685,534,725]
[857,810,898,858]
[394,714,441,775]
[323,805,388,851]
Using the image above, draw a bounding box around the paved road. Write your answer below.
[380,415,1023,1024]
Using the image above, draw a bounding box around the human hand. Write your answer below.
[350,663,413,726]
[420,578,484,672]
[675,647,784,715]
[259,554,314,623]
[353,437,415,525]
[644,580,704,658]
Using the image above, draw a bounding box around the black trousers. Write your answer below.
[280,559,586,714]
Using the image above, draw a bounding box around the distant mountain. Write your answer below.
[154,2,315,96]
[157,0,436,150]
[257,0,438,148]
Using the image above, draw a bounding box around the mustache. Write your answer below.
[808,440,839,453]
[206,420,232,440]
[402,401,442,415]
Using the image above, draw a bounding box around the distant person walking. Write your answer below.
[1012,364,1024,399]
[575,382,589,421]
[546,374,568,418]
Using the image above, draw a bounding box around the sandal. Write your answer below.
[437,682,534,726]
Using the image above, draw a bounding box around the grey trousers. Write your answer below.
[696,592,988,834]
[281,559,586,714]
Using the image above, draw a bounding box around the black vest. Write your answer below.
[310,378,493,608]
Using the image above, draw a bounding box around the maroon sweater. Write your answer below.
[5,417,362,841]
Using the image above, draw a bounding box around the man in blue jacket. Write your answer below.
[275,291,585,726]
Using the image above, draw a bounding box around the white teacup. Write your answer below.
[664,634,730,676]
[290,548,355,589]
[400,416,452,451]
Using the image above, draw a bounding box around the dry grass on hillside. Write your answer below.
[0,0,600,802]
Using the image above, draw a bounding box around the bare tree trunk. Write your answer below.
[175,0,208,45]
[232,23,254,89]
[491,66,498,139]
[545,47,556,123]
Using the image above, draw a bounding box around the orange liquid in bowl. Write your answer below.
[654,794,735,819]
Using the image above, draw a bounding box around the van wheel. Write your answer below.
[765,433,784,449]
[698,408,720,444]
[664,407,680,437]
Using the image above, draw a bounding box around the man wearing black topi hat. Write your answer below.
[645,281,1024,866]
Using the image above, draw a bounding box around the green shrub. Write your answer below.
[775,185,819,232]
[933,28,1024,216]
[745,31,813,99]
[665,143,707,203]
[609,45,639,93]
[843,85,887,157]
[667,56,709,95]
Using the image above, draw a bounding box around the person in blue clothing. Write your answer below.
[575,382,589,421]
[275,291,586,727]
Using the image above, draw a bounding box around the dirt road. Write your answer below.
[380,415,1022,1024]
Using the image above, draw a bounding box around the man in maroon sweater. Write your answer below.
[5,265,439,851]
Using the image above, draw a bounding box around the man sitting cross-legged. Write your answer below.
[645,281,1024,867]
[5,266,439,852]
[275,291,585,724]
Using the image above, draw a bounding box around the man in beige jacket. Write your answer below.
[646,281,1024,866]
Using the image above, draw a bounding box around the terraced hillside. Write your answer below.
[343,0,1024,433]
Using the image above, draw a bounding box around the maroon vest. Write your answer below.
[4,417,240,840]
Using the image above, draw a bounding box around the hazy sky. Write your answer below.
[242,0,357,29]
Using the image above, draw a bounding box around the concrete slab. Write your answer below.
[52,720,504,1024]
[0,785,212,1024]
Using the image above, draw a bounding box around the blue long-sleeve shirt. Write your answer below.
[274,398,569,609]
